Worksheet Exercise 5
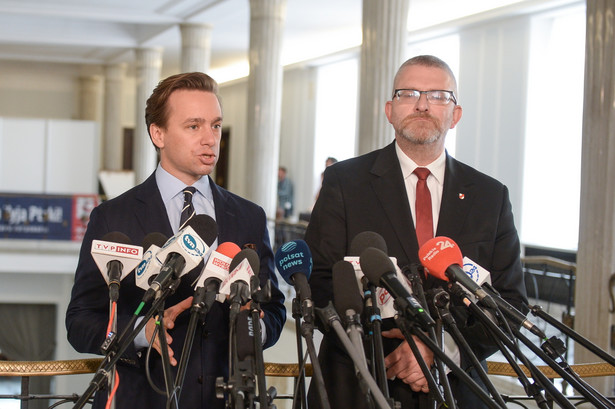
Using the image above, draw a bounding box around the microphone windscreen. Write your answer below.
[333,260,363,315]
[187,214,218,246]
[418,236,463,281]
[216,242,241,258]
[274,239,312,285]
[349,231,387,256]
[102,231,132,245]
[230,248,261,275]
[142,232,167,250]
[359,247,396,286]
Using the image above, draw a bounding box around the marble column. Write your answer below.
[574,0,615,394]
[78,75,103,121]
[180,23,212,73]
[133,47,162,184]
[357,0,409,154]
[245,0,286,218]
[78,74,103,169]
[103,63,126,171]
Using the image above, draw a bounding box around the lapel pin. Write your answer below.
[458,193,465,200]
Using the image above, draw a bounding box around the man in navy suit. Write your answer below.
[66,72,286,408]
[305,55,527,408]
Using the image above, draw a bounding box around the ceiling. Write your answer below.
[0,0,556,82]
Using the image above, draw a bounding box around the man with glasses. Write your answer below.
[306,55,527,408]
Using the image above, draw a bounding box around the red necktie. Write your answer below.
[414,167,433,248]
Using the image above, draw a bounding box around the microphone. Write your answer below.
[420,237,543,338]
[135,232,168,291]
[360,247,435,330]
[91,232,143,302]
[235,309,256,361]
[344,231,412,320]
[143,215,218,302]
[192,241,242,310]
[418,236,497,309]
[274,239,313,305]
[333,260,366,350]
[220,248,261,303]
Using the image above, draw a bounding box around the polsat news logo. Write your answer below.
[94,242,140,255]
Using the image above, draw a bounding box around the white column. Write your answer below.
[357,0,409,154]
[103,63,126,171]
[245,0,286,218]
[133,47,162,184]
[180,23,212,73]
[78,75,103,121]
[574,0,615,394]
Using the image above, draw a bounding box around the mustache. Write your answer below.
[403,112,440,126]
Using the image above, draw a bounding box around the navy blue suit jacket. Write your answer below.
[305,142,527,409]
[66,173,285,409]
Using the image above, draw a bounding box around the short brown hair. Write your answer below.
[145,72,220,138]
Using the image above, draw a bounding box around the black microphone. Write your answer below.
[236,309,256,361]
[360,247,435,330]
[333,260,367,360]
[222,248,261,306]
[91,231,143,302]
[349,231,388,256]
[274,239,313,305]
[143,215,218,303]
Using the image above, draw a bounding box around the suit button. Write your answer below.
[202,330,209,339]
[198,376,203,384]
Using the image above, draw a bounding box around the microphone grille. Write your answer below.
[187,214,218,246]
[101,231,131,244]
[349,231,387,256]
[230,248,261,275]
[359,247,395,286]
[142,232,167,249]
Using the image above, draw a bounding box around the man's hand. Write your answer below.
[145,296,193,366]
[382,328,434,393]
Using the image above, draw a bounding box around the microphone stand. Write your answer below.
[250,276,275,409]
[171,284,218,407]
[291,297,308,409]
[317,303,392,409]
[447,284,574,409]
[530,304,615,366]
[393,315,505,409]
[404,265,455,409]
[363,282,392,404]
[426,288,507,408]
[73,278,182,409]
[510,325,615,409]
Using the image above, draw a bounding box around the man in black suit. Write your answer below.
[305,55,527,408]
[66,72,286,408]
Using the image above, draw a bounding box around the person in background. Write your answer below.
[305,55,527,409]
[277,166,294,219]
[66,72,285,409]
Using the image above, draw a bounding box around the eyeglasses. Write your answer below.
[392,89,457,105]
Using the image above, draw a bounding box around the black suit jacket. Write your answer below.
[305,142,527,409]
[66,173,285,409]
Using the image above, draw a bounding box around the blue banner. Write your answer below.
[0,193,99,241]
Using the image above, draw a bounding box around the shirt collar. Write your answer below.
[395,141,446,185]
[155,164,213,203]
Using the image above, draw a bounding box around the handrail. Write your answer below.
[1,359,613,379]
[522,255,576,273]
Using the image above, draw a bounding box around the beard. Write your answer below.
[397,113,446,145]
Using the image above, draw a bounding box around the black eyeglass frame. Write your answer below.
[392,89,458,105]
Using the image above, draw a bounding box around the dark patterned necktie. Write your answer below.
[414,167,433,248]
[179,186,196,231]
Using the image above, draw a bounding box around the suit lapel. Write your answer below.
[134,173,174,238]
[209,176,233,244]
[436,155,475,238]
[370,142,418,264]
